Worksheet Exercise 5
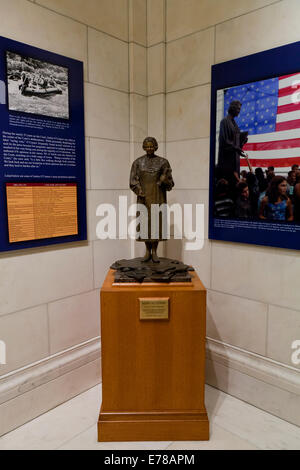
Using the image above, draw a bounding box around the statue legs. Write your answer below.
[151,241,159,263]
[142,241,160,263]
[143,242,152,262]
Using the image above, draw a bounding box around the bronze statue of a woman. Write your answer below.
[130,137,174,263]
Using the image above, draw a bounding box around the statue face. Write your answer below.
[143,141,155,155]
[230,102,241,117]
[234,103,241,116]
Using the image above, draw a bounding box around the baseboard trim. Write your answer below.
[206,338,300,396]
[206,338,300,395]
[1,337,299,436]
[0,338,101,406]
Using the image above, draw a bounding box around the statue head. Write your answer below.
[143,137,158,155]
[228,100,242,118]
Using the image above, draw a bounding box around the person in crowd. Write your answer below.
[293,173,300,222]
[20,72,30,94]
[31,73,38,87]
[39,74,46,88]
[259,176,293,221]
[234,182,253,219]
[287,170,296,199]
[49,75,56,87]
[246,172,259,216]
[41,76,48,89]
[266,166,275,184]
[241,170,248,181]
[214,179,234,218]
[291,164,299,172]
[255,167,268,193]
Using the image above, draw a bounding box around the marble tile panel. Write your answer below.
[166,139,209,190]
[207,291,267,355]
[90,139,130,190]
[88,28,128,92]
[48,290,100,354]
[148,43,165,95]
[85,83,129,141]
[166,28,214,92]
[0,244,93,316]
[216,0,300,63]
[130,44,147,95]
[0,305,48,376]
[36,0,129,41]
[147,0,165,46]
[166,85,210,141]
[166,0,278,42]
[129,0,147,46]
[148,94,165,143]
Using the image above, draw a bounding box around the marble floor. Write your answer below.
[0,384,299,450]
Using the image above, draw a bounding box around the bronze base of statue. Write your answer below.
[111,257,194,283]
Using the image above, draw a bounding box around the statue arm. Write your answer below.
[130,160,143,196]
[159,161,174,191]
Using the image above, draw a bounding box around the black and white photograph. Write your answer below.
[6,51,69,119]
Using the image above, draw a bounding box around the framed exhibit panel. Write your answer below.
[0,35,86,252]
[209,41,300,250]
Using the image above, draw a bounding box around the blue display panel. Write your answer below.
[0,35,86,252]
[209,41,300,250]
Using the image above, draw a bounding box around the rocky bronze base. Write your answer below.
[111,257,194,283]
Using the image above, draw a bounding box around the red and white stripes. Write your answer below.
[241,73,300,173]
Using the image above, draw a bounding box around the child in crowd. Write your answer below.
[235,182,253,219]
[214,179,234,218]
[259,176,293,221]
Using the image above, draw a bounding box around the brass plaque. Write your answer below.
[139,297,169,320]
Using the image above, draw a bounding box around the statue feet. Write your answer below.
[142,250,152,262]
[142,242,160,263]
[151,252,160,263]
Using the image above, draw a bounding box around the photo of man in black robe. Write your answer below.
[217,100,248,196]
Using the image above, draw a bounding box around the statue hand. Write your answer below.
[159,170,170,184]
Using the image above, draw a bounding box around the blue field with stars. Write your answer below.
[223,77,279,135]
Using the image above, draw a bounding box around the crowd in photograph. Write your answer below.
[214,164,300,222]
[19,71,58,93]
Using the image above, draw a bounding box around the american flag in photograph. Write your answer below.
[223,73,300,173]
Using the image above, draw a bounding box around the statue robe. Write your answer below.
[218,115,242,178]
[130,154,174,241]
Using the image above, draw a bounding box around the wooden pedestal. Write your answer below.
[98,269,209,442]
